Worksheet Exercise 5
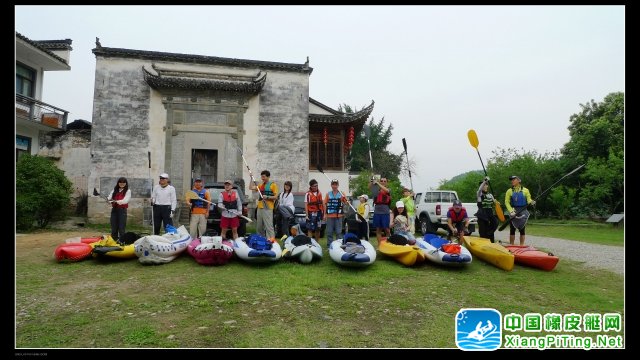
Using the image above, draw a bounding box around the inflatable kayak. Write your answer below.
[134,225,192,264]
[378,236,425,266]
[234,234,282,263]
[91,235,137,259]
[54,242,93,262]
[187,236,234,265]
[416,234,472,266]
[462,236,514,271]
[329,233,376,267]
[503,244,559,271]
[282,234,323,264]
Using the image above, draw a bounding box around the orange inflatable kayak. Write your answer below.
[503,245,559,271]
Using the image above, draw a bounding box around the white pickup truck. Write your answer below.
[413,190,478,235]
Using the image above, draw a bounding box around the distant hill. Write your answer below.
[446,170,483,184]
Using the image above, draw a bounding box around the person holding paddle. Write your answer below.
[186,178,210,239]
[505,175,536,245]
[475,177,499,243]
[218,179,243,240]
[250,170,278,239]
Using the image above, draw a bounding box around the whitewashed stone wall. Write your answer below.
[88,56,311,224]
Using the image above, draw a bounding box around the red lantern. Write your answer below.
[323,128,328,146]
[344,126,355,154]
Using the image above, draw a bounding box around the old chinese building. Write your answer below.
[87,40,373,223]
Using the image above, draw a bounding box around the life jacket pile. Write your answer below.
[246,234,272,251]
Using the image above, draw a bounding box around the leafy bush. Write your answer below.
[16,154,72,230]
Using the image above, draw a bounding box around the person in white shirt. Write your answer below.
[277,181,295,236]
[151,173,177,235]
[107,177,132,241]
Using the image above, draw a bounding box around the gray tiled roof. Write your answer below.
[35,39,73,50]
[142,66,267,94]
[16,32,69,65]
[309,100,375,125]
[94,46,313,74]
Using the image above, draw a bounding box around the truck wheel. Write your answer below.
[420,216,436,235]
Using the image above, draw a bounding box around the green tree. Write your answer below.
[347,116,403,180]
[548,186,576,219]
[561,92,624,215]
[489,148,564,217]
[438,170,483,202]
[16,154,72,230]
[578,149,624,216]
[349,170,404,204]
[562,92,624,165]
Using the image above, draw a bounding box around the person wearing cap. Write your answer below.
[305,179,324,242]
[391,200,416,245]
[505,175,535,245]
[187,178,210,239]
[475,177,499,243]
[356,194,371,240]
[400,188,416,234]
[323,179,348,248]
[151,173,177,235]
[446,199,470,242]
[369,176,392,246]
[249,170,278,239]
[218,179,243,240]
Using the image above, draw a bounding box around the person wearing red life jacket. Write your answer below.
[108,177,132,241]
[218,179,242,240]
[447,200,470,243]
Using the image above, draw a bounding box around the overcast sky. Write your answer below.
[15,5,624,189]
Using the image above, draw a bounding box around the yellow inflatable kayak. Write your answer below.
[90,235,137,259]
[462,236,514,271]
[378,237,426,266]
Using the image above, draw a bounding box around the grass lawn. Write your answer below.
[525,219,623,246]
[15,227,624,349]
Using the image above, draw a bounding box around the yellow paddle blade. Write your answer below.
[467,129,479,149]
[495,201,506,222]
[185,190,212,204]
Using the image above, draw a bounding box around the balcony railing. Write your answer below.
[16,94,69,130]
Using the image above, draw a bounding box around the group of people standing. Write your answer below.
[103,168,534,247]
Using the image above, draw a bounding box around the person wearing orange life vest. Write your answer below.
[107,177,132,241]
[305,179,324,242]
[447,200,470,243]
[218,179,243,240]
[250,170,278,239]
[324,179,348,248]
[187,178,210,239]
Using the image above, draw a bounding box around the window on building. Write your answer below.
[16,135,31,161]
[16,62,35,98]
[309,130,343,171]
